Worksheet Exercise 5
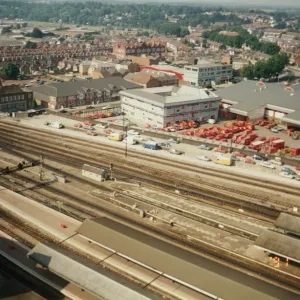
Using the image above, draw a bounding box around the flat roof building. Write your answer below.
[120,85,220,128]
[216,81,300,127]
[184,63,233,86]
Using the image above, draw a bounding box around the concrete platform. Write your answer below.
[0,231,101,300]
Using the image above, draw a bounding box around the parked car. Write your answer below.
[233,151,246,158]
[295,176,300,181]
[231,155,240,162]
[260,162,275,169]
[166,138,180,144]
[158,142,171,148]
[281,167,297,175]
[95,123,108,129]
[244,158,256,165]
[199,144,211,150]
[213,147,227,154]
[127,130,140,136]
[279,172,295,179]
[197,156,211,162]
[270,157,283,166]
[252,155,268,161]
[86,131,97,136]
[169,149,184,155]
[208,119,216,124]
[270,127,279,133]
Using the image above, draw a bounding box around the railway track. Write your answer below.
[0,135,281,220]
[1,157,300,294]
[1,121,300,199]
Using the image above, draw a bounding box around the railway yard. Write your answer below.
[1,117,300,300]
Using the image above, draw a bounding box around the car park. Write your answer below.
[252,155,268,161]
[260,161,275,169]
[197,156,211,161]
[199,144,211,150]
[279,172,295,179]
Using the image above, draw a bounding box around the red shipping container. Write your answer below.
[290,148,300,156]
[271,139,285,149]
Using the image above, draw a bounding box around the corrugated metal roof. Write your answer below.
[31,78,141,98]
[216,81,300,119]
[76,217,297,300]
[255,230,300,263]
[275,213,300,235]
[28,243,159,300]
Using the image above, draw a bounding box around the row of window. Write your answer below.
[0,103,26,110]
[0,94,28,103]
[186,66,231,72]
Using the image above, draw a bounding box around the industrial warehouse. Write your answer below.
[217,80,300,129]
[120,85,221,128]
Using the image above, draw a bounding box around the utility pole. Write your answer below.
[39,154,45,181]
[109,163,114,180]
[125,125,128,159]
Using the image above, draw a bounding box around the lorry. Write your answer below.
[213,156,232,166]
[108,132,123,141]
[143,141,161,150]
[44,121,64,129]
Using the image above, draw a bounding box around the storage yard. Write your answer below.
[1,115,300,300]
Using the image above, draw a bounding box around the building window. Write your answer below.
[21,95,24,100]
[13,96,17,101]
[5,97,8,102]
[0,97,3,103]
[17,95,20,100]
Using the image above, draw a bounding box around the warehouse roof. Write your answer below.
[216,81,300,120]
[31,77,141,98]
[275,213,300,235]
[75,217,295,300]
[254,230,300,263]
[28,243,159,300]
[120,85,220,107]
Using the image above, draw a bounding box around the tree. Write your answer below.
[1,62,20,80]
[31,27,44,38]
[1,27,11,34]
[202,39,208,48]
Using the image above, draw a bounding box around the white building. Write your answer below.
[184,64,233,86]
[120,85,221,128]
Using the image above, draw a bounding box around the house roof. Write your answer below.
[124,73,157,85]
[31,77,141,98]
[254,230,300,263]
[275,213,300,235]
[75,217,296,300]
[0,84,28,95]
[216,81,300,121]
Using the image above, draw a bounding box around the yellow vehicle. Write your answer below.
[213,156,232,166]
[108,133,123,141]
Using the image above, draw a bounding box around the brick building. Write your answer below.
[0,81,33,112]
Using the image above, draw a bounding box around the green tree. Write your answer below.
[31,27,44,38]
[1,62,20,80]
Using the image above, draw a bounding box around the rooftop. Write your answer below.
[30,77,141,98]
[275,213,300,235]
[75,217,296,300]
[120,85,220,107]
[254,230,300,263]
[28,243,157,300]
[216,81,300,122]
